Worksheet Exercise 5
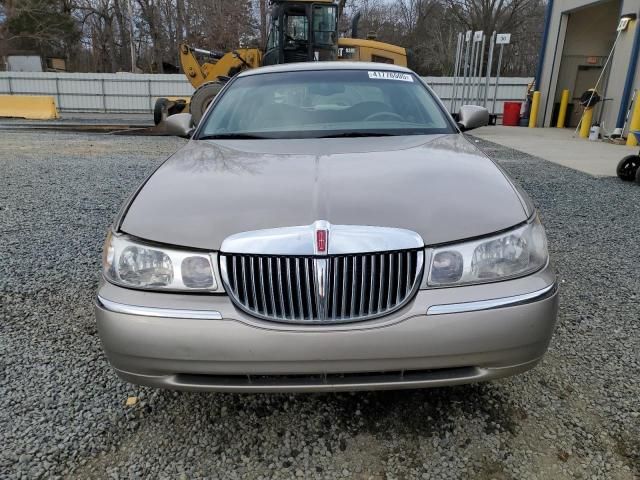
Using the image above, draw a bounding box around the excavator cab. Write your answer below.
[262,1,338,65]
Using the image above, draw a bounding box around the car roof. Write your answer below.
[238,61,414,77]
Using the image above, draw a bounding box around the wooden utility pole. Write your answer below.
[127,0,136,72]
[338,0,347,19]
[176,0,185,43]
[260,0,267,47]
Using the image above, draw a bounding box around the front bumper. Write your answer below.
[94,264,558,392]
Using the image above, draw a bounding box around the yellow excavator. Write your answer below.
[154,0,407,125]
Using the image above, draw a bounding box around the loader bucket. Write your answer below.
[153,97,191,125]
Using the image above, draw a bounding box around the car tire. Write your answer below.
[636,164,640,185]
[616,155,640,181]
[190,80,225,126]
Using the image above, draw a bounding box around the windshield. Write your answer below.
[313,5,337,45]
[198,70,454,139]
[286,14,308,41]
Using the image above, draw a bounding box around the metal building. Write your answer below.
[535,0,640,134]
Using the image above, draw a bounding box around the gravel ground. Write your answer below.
[0,130,638,479]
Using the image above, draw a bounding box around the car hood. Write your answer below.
[121,134,531,250]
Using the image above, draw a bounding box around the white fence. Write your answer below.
[0,72,531,115]
[425,76,532,115]
[0,72,194,113]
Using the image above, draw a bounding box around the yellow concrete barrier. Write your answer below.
[557,89,570,128]
[0,95,60,120]
[528,91,541,128]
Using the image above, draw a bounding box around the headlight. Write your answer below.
[425,216,548,287]
[102,232,218,291]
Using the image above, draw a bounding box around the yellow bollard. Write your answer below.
[579,107,593,138]
[528,91,541,128]
[626,94,640,146]
[557,89,570,128]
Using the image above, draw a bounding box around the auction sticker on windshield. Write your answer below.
[368,71,413,82]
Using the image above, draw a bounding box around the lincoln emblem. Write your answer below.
[316,229,327,253]
[313,222,330,319]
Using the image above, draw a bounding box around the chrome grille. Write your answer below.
[220,250,424,324]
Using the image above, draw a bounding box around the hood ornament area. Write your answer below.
[220,221,423,256]
[313,220,329,254]
[312,221,330,319]
[315,225,328,253]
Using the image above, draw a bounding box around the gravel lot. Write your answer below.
[0,130,638,479]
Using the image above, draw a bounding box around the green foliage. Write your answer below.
[4,0,80,54]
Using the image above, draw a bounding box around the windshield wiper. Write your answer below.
[199,133,268,140]
[200,131,404,140]
[317,132,397,138]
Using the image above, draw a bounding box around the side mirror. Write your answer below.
[457,105,490,131]
[164,113,194,138]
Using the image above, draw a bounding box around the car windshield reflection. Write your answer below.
[197,69,455,139]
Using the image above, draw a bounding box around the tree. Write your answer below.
[2,0,81,62]
[347,0,544,76]
[1,0,545,75]
[259,0,266,47]
[444,0,545,76]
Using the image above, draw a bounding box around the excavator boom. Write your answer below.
[179,44,262,90]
